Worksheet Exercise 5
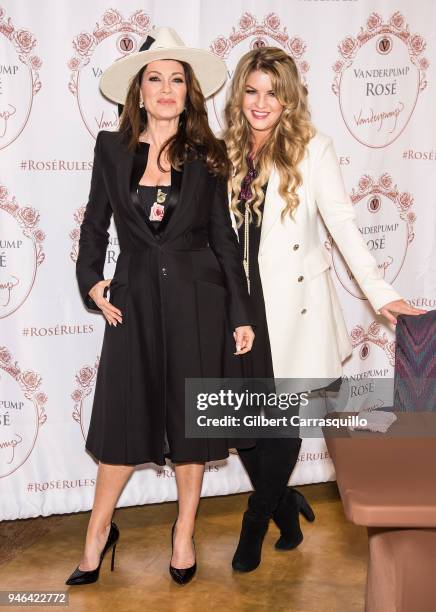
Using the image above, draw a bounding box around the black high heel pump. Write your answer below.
[65,521,119,585]
[169,520,196,585]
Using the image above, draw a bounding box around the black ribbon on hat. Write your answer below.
[139,35,155,51]
[117,34,156,117]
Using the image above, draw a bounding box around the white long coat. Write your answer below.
[230,131,401,379]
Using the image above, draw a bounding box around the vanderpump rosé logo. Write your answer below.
[0,347,47,478]
[332,12,429,148]
[350,321,395,366]
[209,13,309,131]
[69,205,119,273]
[0,184,45,318]
[326,173,415,300]
[68,9,152,138]
[71,358,99,440]
[0,7,42,149]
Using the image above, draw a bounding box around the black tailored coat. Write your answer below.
[76,130,254,466]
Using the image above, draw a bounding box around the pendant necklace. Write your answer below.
[243,201,250,294]
[149,187,167,221]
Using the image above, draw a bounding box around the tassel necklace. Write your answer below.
[243,202,250,294]
[239,154,257,295]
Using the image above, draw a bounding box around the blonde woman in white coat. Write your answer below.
[223,47,424,573]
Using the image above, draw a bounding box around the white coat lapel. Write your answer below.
[259,166,281,251]
[228,191,239,238]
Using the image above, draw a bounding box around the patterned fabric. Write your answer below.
[393,310,436,411]
[239,154,257,201]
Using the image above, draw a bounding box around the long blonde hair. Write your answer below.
[223,47,315,227]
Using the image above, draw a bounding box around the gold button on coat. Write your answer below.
[298,275,304,282]
[301,308,307,314]
[293,244,299,250]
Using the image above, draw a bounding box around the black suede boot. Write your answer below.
[231,510,269,572]
[273,487,315,550]
[234,437,302,569]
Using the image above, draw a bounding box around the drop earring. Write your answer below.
[139,96,144,108]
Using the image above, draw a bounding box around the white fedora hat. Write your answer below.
[100,26,227,103]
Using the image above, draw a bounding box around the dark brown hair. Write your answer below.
[118,60,228,178]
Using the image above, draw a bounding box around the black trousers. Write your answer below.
[237,436,302,519]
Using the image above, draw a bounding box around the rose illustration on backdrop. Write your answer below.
[19,370,42,392]
[409,34,426,55]
[367,12,383,31]
[73,32,94,56]
[339,36,359,59]
[390,12,405,30]
[68,9,152,139]
[358,175,373,192]
[69,205,118,274]
[379,173,393,190]
[349,322,396,366]
[13,29,36,53]
[239,13,256,31]
[265,13,281,31]
[102,8,122,27]
[17,206,39,228]
[130,9,150,29]
[71,358,99,440]
[0,9,42,149]
[0,184,45,318]
[30,56,42,70]
[289,37,306,58]
[398,192,413,210]
[0,347,47,478]
[0,348,12,364]
[210,37,230,57]
[332,12,429,148]
[76,365,96,387]
[325,173,416,299]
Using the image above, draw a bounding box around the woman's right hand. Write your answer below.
[89,279,123,326]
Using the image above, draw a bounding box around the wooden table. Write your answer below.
[323,412,436,612]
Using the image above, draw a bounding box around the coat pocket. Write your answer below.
[303,244,331,280]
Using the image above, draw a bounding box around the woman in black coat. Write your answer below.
[66,27,254,587]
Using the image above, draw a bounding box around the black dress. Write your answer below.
[236,193,275,381]
[234,173,302,523]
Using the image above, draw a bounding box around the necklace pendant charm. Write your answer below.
[149,188,167,221]
[149,201,165,221]
[156,188,166,204]
[243,259,250,294]
[243,204,250,294]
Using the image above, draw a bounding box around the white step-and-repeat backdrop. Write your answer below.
[1,0,435,520]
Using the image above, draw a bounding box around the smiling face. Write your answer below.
[140,59,187,121]
[242,70,284,139]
